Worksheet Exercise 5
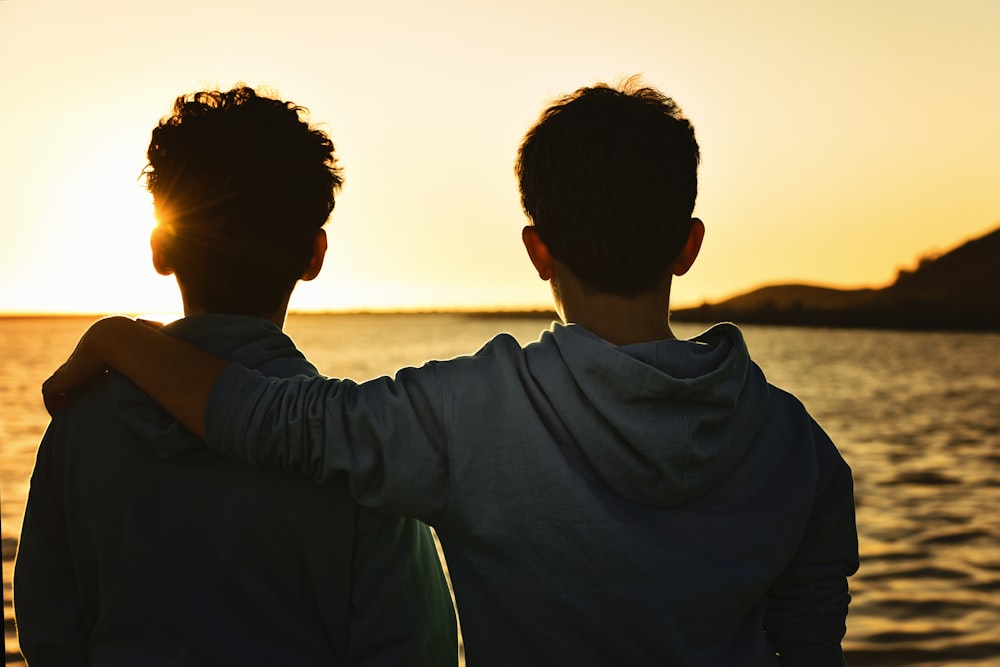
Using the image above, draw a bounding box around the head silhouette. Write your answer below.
[144,86,343,316]
[516,79,699,296]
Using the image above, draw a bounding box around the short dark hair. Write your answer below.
[144,86,343,315]
[515,79,699,295]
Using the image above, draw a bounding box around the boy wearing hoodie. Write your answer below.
[15,87,457,666]
[42,80,859,666]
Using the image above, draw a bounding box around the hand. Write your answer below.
[41,317,133,415]
[42,315,220,436]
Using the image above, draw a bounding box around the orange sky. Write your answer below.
[1,0,998,316]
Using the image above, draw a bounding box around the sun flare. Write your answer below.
[18,141,182,315]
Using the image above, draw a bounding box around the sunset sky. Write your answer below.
[1,0,997,315]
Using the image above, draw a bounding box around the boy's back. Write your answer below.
[207,320,857,665]
[16,315,456,665]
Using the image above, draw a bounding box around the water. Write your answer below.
[2,314,999,665]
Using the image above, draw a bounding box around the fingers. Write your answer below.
[41,349,109,416]
[41,316,129,416]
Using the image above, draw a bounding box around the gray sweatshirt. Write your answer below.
[206,321,858,666]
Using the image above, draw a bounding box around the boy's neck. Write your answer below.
[552,269,676,346]
[180,292,291,330]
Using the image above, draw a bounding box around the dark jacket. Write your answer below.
[15,314,457,666]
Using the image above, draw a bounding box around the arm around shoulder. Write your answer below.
[204,361,452,520]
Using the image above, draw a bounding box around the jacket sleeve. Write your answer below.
[205,362,451,522]
[764,422,860,667]
[14,418,90,666]
[348,512,458,666]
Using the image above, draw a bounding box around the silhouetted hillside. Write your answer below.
[672,225,1000,331]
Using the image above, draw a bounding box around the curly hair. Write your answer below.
[516,79,699,295]
[144,86,343,315]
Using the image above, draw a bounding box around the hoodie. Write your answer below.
[206,321,859,666]
[15,314,457,667]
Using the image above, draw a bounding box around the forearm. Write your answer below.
[206,363,450,518]
[46,316,229,438]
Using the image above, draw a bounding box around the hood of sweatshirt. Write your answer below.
[537,322,769,508]
[107,314,318,462]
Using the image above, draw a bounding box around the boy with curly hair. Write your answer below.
[16,86,457,666]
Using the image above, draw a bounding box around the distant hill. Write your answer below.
[672,224,1000,331]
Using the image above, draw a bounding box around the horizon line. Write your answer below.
[0,306,561,320]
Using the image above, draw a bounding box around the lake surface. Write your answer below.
[3,313,999,665]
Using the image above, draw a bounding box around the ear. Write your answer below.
[150,227,174,276]
[671,218,705,277]
[522,226,555,281]
[300,229,328,282]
